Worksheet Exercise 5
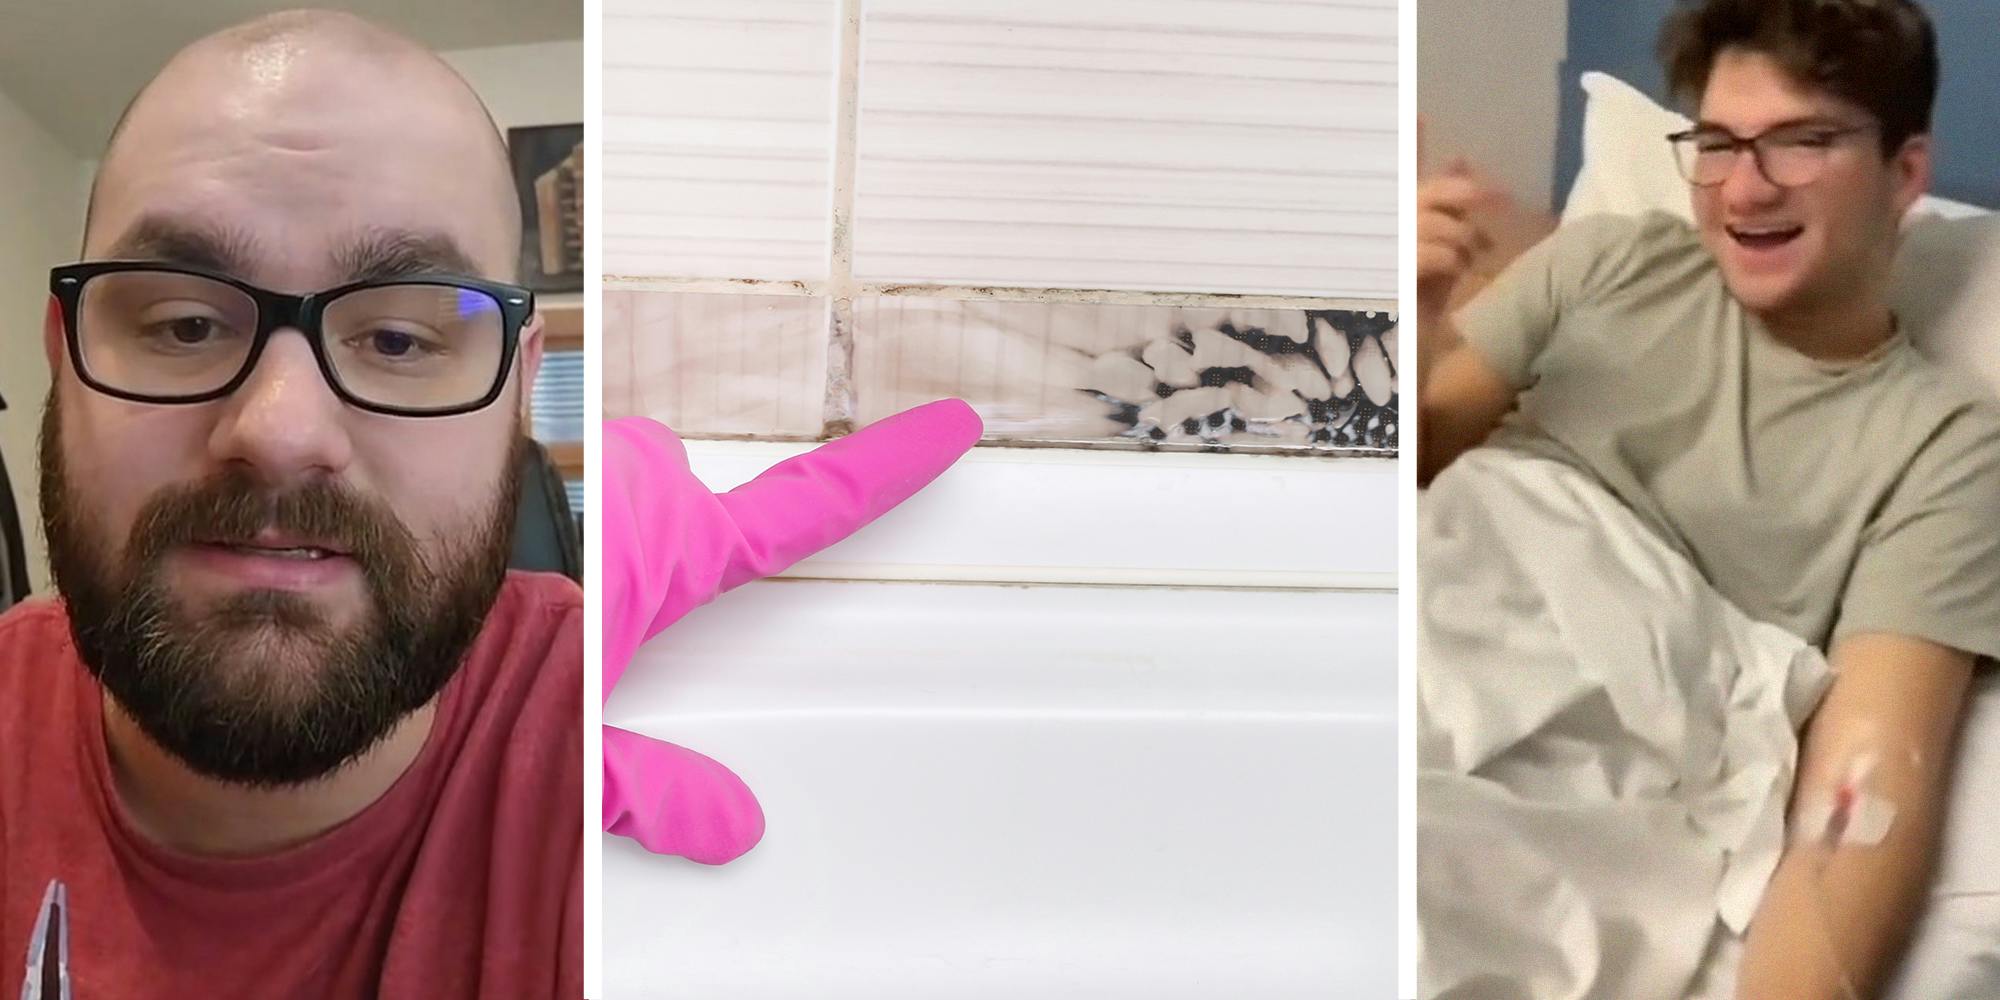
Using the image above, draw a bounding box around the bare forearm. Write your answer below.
[1737,634,1973,1000]
[1416,309,1464,403]
[1416,311,1513,486]
[1736,834,1938,1000]
[1416,310,1458,484]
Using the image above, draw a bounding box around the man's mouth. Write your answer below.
[197,531,353,562]
[1726,223,1805,250]
[213,543,340,561]
[174,535,361,592]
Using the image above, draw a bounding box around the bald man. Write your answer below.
[0,11,580,999]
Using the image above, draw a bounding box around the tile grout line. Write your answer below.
[821,0,864,436]
[671,429,1394,459]
[604,274,1395,315]
[858,283,1396,314]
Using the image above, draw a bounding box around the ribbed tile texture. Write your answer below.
[603,290,830,435]
[851,0,1397,297]
[601,0,838,280]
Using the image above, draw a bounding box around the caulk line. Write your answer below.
[624,706,1387,726]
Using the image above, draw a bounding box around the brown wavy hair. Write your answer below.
[1660,0,1938,155]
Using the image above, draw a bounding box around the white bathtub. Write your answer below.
[603,444,1397,998]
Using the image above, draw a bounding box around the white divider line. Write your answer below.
[580,0,605,992]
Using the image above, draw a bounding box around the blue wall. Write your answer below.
[1554,1,2000,211]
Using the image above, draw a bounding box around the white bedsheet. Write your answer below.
[1417,449,1832,1000]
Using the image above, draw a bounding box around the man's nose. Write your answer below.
[206,330,355,484]
[1720,147,1786,212]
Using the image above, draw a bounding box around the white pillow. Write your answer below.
[1562,72,1695,224]
[1894,214,2000,398]
[1561,71,1989,225]
[1911,195,1993,221]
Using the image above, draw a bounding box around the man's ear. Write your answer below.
[515,312,546,418]
[44,296,64,373]
[1890,133,1933,216]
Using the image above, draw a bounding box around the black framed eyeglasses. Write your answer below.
[1666,121,1877,189]
[49,262,535,418]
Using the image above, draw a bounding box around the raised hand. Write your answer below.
[1417,170,1502,313]
[1416,121,1510,326]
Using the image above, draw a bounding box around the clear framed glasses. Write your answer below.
[49,262,535,417]
[1666,121,1878,188]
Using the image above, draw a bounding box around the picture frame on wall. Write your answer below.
[508,122,584,293]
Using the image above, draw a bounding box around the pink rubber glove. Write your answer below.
[601,399,983,863]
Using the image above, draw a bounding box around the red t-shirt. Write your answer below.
[0,571,582,999]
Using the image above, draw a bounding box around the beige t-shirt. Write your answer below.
[1457,211,2000,659]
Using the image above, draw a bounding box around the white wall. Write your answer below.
[1417,0,1569,210]
[0,87,85,596]
[600,0,1396,299]
[444,39,584,320]
[441,40,584,133]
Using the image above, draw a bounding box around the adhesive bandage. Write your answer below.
[1791,753,1897,849]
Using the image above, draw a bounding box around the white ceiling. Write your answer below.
[0,0,582,155]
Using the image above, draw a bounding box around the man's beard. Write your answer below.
[39,394,525,788]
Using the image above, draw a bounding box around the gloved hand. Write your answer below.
[601,399,983,863]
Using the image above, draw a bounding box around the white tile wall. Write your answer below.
[851,0,1398,297]
[600,0,1398,446]
[601,0,839,280]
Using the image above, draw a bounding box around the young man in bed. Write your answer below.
[1417,0,2000,996]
